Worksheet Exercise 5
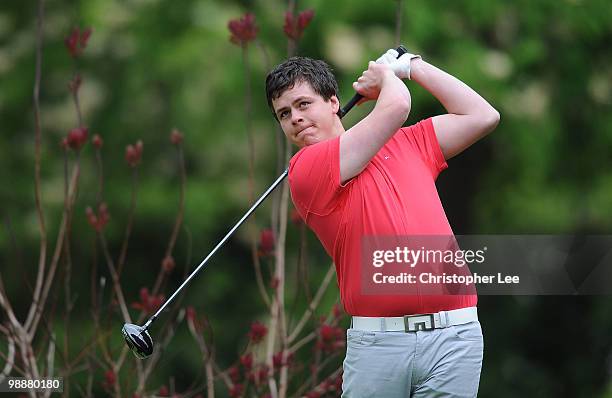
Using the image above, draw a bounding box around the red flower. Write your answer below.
[297,10,315,30]
[105,370,116,384]
[162,255,175,273]
[131,287,165,314]
[125,140,143,167]
[258,229,275,257]
[92,134,103,149]
[228,366,241,383]
[272,352,283,369]
[316,325,345,353]
[86,202,110,232]
[257,365,269,382]
[320,324,335,341]
[229,383,243,398]
[228,13,258,46]
[170,128,184,145]
[247,364,269,385]
[273,351,294,370]
[283,9,314,40]
[66,127,88,150]
[102,370,116,389]
[64,28,79,57]
[64,27,92,58]
[158,385,169,397]
[248,321,268,344]
[240,353,253,370]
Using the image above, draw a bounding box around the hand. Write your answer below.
[375,48,400,65]
[352,61,395,104]
[375,48,421,80]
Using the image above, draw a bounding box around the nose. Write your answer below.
[291,109,304,125]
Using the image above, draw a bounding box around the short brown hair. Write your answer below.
[265,56,339,117]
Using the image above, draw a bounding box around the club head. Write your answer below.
[122,323,154,359]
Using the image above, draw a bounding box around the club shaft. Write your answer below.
[144,168,289,330]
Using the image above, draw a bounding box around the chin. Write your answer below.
[303,136,319,146]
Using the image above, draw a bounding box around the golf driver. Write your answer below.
[122,45,408,359]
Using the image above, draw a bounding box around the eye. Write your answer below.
[299,101,310,108]
[279,110,289,119]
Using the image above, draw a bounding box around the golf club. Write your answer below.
[122,45,408,359]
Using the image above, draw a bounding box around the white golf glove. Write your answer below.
[375,48,421,80]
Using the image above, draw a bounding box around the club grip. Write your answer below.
[337,45,408,119]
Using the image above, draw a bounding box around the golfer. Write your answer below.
[265,48,499,397]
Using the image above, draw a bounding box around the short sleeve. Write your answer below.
[288,136,345,217]
[400,117,448,180]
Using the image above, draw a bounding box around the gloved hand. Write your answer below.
[375,48,421,80]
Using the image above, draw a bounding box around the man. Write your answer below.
[265,48,499,397]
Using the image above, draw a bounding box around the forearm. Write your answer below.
[347,72,411,160]
[410,59,497,116]
[372,74,412,121]
[340,68,411,183]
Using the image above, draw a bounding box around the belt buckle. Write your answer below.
[404,313,435,332]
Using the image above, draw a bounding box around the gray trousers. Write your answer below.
[342,321,484,397]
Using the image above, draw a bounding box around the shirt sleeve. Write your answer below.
[399,117,448,180]
[288,136,346,218]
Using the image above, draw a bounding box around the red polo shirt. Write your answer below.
[288,118,477,316]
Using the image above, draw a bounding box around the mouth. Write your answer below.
[296,126,314,139]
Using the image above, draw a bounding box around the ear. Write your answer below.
[330,95,340,114]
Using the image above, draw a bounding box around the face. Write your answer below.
[271,81,340,147]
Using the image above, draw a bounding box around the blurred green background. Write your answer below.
[1,0,611,396]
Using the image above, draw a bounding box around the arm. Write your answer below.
[409,58,500,160]
[339,62,411,184]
